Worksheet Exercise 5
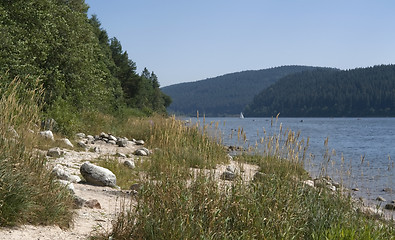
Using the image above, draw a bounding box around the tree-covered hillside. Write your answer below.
[162,66,326,117]
[0,0,170,134]
[244,65,395,117]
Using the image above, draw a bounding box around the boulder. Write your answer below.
[116,139,128,147]
[47,147,64,158]
[135,148,150,156]
[116,152,127,158]
[77,140,88,148]
[75,133,86,139]
[80,162,117,187]
[108,135,117,142]
[85,199,101,209]
[123,160,135,169]
[100,132,109,139]
[62,138,74,148]
[40,130,54,141]
[135,140,145,145]
[108,140,116,145]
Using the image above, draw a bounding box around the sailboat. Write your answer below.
[240,112,244,119]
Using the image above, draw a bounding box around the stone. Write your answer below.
[226,165,236,173]
[62,138,74,148]
[392,200,395,204]
[116,152,127,158]
[75,133,86,139]
[73,195,86,209]
[47,147,64,158]
[327,185,336,192]
[40,130,54,141]
[382,187,392,193]
[220,171,236,181]
[116,139,128,147]
[93,147,101,153]
[376,196,386,202]
[100,132,109,138]
[57,180,75,194]
[123,160,135,169]
[80,162,117,187]
[87,135,95,142]
[85,199,101,209]
[77,140,87,148]
[52,165,81,183]
[108,140,116,145]
[352,188,359,191]
[108,135,117,142]
[135,139,145,145]
[385,203,395,210]
[135,148,150,156]
[303,180,315,188]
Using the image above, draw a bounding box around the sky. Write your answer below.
[85,0,395,87]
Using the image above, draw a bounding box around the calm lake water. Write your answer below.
[187,117,395,210]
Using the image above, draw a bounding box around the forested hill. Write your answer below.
[0,0,170,134]
[162,66,326,117]
[244,65,395,117]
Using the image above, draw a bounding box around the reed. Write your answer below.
[0,76,73,227]
[92,115,394,239]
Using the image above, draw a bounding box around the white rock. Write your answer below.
[303,180,315,188]
[77,140,87,148]
[57,180,75,194]
[80,162,117,187]
[47,147,64,158]
[75,133,86,139]
[135,148,150,156]
[116,152,127,158]
[135,140,145,145]
[40,130,54,141]
[123,160,135,169]
[62,138,74,148]
[108,135,117,141]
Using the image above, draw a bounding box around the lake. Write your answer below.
[187,117,395,212]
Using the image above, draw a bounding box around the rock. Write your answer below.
[52,165,81,183]
[116,139,128,147]
[85,199,101,209]
[352,188,359,191]
[135,148,150,156]
[123,160,135,169]
[382,187,392,193]
[62,138,74,148]
[87,135,95,142]
[392,200,395,204]
[75,133,86,139]
[226,154,233,161]
[93,146,101,153]
[108,140,116,145]
[116,152,127,158]
[385,203,395,210]
[303,180,315,188]
[47,147,64,158]
[57,180,75,194]
[226,165,236,173]
[73,195,86,209]
[135,140,145,145]
[77,140,88,148]
[40,130,54,141]
[376,196,386,202]
[108,135,117,142]
[327,185,336,192]
[100,132,109,139]
[80,162,117,187]
[220,171,237,181]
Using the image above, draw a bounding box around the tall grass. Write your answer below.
[0,76,73,227]
[92,115,394,239]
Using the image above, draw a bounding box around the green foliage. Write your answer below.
[162,66,327,116]
[245,65,395,117]
[0,0,171,135]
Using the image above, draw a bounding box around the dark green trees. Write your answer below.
[244,65,395,117]
[0,0,171,133]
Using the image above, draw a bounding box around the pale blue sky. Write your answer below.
[85,0,395,87]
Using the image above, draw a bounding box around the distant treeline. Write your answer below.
[245,65,395,117]
[0,0,171,133]
[162,66,325,116]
